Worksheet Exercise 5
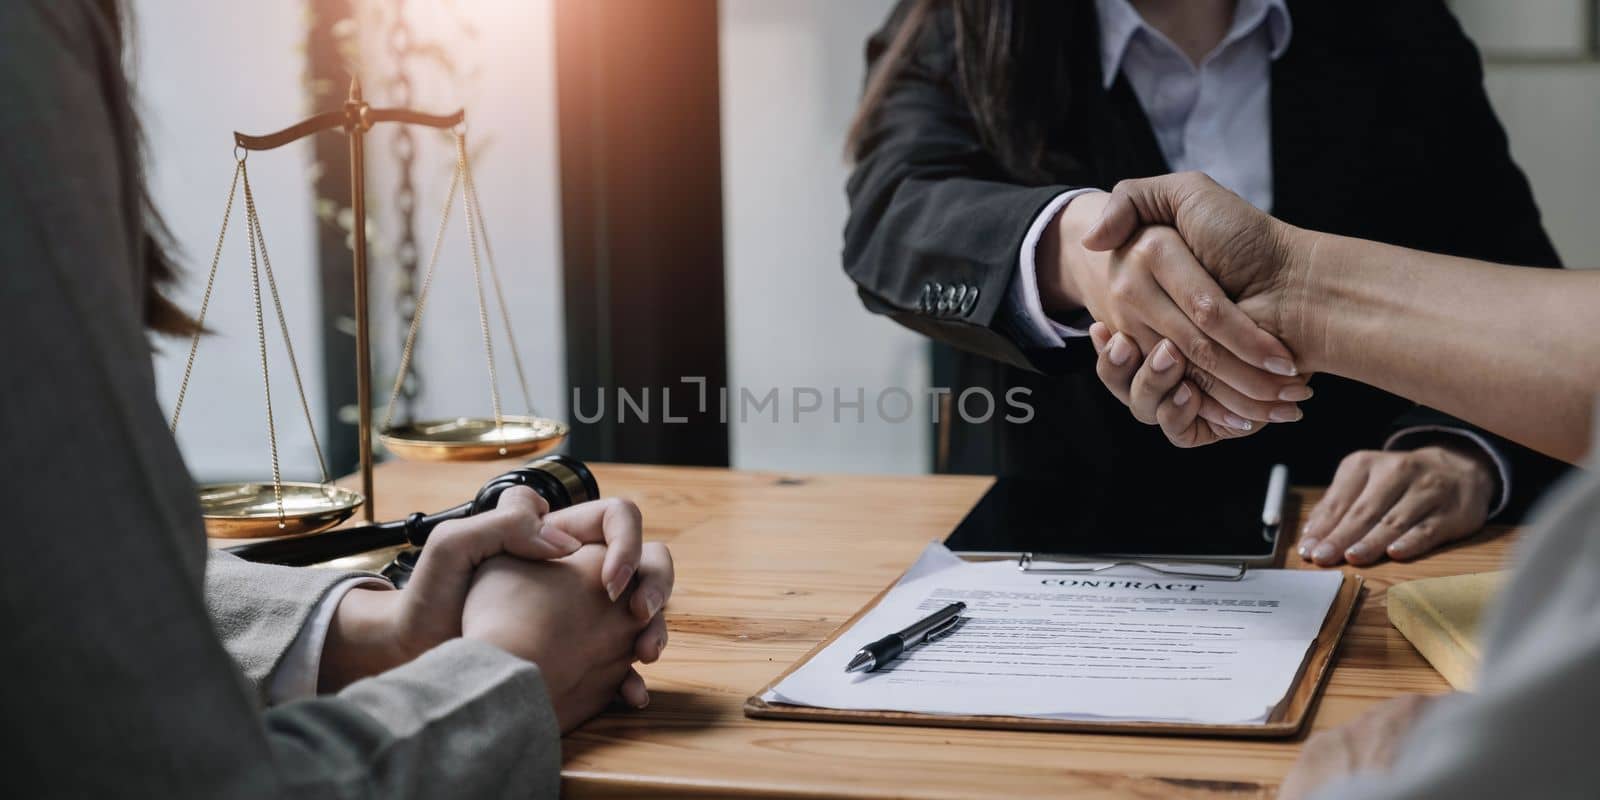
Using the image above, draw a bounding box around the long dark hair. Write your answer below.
[91,0,197,336]
[846,0,1079,182]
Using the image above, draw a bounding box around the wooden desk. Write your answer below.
[327,459,1517,799]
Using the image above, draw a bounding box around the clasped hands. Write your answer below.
[1048,172,1492,565]
[320,489,673,732]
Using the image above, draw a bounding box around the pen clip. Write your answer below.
[923,614,965,644]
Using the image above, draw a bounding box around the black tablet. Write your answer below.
[944,464,1293,568]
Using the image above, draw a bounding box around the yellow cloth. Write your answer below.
[1387,572,1507,689]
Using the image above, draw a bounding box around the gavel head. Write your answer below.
[470,454,600,515]
[382,455,600,588]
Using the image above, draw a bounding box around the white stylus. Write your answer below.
[1262,464,1289,543]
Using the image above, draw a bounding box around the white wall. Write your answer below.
[360,0,567,429]
[1482,68,1600,268]
[137,0,325,482]
[1455,1,1600,269]
[721,0,930,475]
[136,1,565,482]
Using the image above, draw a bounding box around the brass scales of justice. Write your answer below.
[170,77,568,539]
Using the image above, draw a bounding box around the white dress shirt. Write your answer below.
[1006,0,1510,515]
[1009,0,1289,347]
[266,575,392,703]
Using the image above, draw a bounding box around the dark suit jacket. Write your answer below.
[844,0,1570,519]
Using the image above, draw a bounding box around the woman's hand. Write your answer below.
[1089,322,1285,447]
[319,492,672,692]
[1299,444,1495,566]
[1278,694,1443,800]
[318,486,576,690]
[1044,190,1308,426]
[462,543,671,731]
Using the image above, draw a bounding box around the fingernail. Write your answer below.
[1312,543,1336,562]
[1264,357,1298,377]
[1090,323,1108,350]
[606,564,635,602]
[1387,542,1411,559]
[1150,341,1176,372]
[1297,540,1315,559]
[644,590,664,619]
[658,631,669,653]
[1224,413,1254,431]
[1269,405,1303,423]
[1173,384,1192,406]
[1108,334,1134,366]
[1346,544,1370,561]
[1278,384,1314,402]
[541,528,582,553]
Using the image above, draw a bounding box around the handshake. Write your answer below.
[1047,174,1504,568]
[1042,172,1319,448]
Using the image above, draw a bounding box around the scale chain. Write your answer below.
[245,169,332,486]
[170,160,244,433]
[379,129,540,455]
[462,141,537,417]
[240,164,286,527]
[456,133,507,448]
[381,153,462,432]
[172,156,335,528]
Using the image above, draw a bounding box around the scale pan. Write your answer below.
[198,481,364,539]
[380,415,569,462]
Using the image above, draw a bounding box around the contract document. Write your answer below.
[764,544,1344,725]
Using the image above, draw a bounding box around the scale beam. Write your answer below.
[234,107,465,151]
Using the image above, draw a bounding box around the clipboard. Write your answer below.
[745,569,1363,738]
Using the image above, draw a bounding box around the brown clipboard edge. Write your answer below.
[744,571,1365,739]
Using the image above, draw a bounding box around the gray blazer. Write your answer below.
[0,4,559,796]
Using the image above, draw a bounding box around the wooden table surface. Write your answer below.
[309,458,1519,799]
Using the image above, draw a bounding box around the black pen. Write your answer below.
[844,601,966,673]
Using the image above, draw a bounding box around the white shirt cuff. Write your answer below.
[1384,426,1512,519]
[266,576,392,704]
[1008,188,1102,348]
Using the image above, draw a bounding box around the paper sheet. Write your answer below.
[766,544,1343,725]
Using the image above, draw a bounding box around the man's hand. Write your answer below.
[1299,444,1495,566]
[1044,192,1307,426]
[1278,694,1444,800]
[462,544,671,731]
[319,493,673,692]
